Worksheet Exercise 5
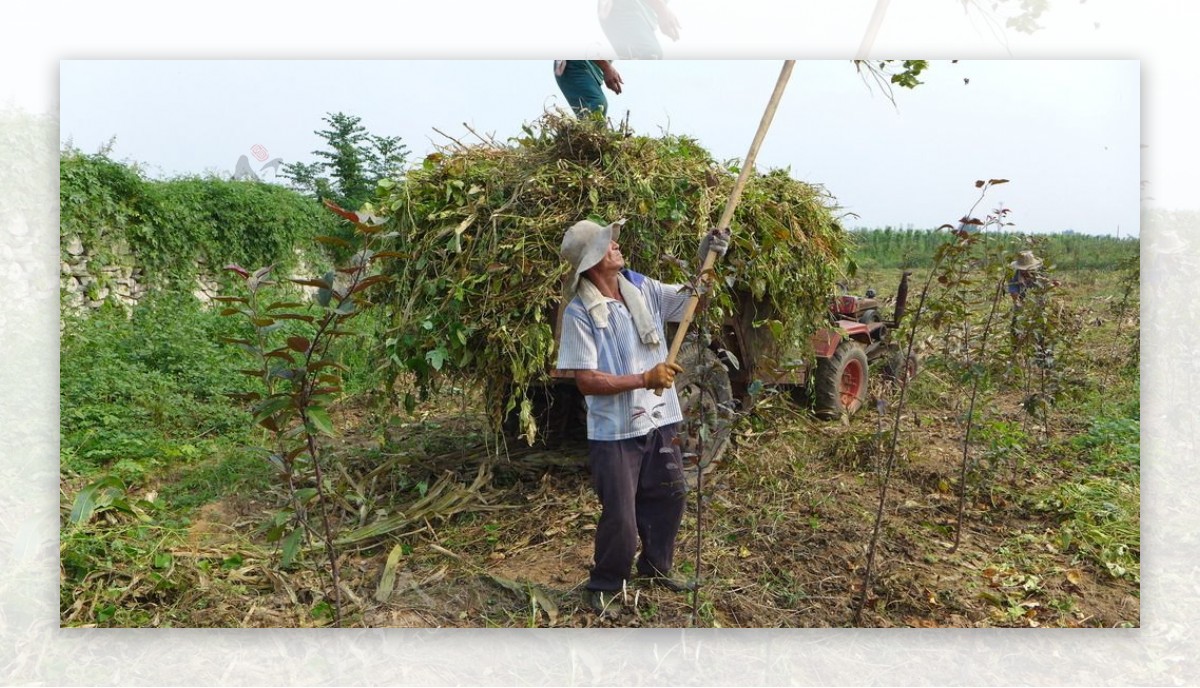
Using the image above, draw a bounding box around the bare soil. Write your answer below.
[179,383,1137,629]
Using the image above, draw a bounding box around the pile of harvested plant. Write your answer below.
[369,113,851,435]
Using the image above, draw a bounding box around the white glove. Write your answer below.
[698,227,730,261]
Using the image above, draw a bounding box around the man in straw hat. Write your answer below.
[555,217,727,616]
[1007,250,1047,305]
[1007,249,1059,367]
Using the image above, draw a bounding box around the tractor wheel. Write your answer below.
[883,347,919,384]
[813,341,869,420]
[502,383,587,447]
[675,340,735,487]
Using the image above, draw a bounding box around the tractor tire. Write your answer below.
[882,347,919,384]
[675,339,735,487]
[502,383,587,447]
[813,341,869,420]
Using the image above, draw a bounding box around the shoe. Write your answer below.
[639,573,698,593]
[587,589,621,616]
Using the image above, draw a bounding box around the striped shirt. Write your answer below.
[556,270,691,440]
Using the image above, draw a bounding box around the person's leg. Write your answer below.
[633,424,688,577]
[588,438,641,591]
[600,0,663,58]
[554,61,608,117]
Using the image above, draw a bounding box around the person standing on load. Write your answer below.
[555,217,728,616]
[553,60,623,117]
[597,0,681,59]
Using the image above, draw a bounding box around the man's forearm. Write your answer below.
[575,369,644,396]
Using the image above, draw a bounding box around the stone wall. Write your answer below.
[61,232,314,312]
[60,234,149,311]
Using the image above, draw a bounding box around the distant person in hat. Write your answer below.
[1008,250,1047,305]
[598,0,681,59]
[555,218,727,616]
[553,60,624,118]
[1007,250,1059,365]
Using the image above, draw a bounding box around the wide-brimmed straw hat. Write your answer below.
[561,218,624,296]
[1010,251,1043,271]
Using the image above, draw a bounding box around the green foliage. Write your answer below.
[1068,417,1140,477]
[219,203,396,626]
[851,60,930,100]
[1035,408,1139,581]
[60,290,250,477]
[67,475,157,526]
[851,227,1138,273]
[373,113,849,430]
[281,112,410,211]
[60,149,338,289]
[887,60,929,89]
[158,449,275,512]
[59,150,147,244]
[997,0,1050,34]
[973,419,1029,486]
[1037,476,1140,582]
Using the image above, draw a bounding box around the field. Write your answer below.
[59,227,1139,628]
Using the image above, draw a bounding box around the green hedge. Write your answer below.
[60,151,339,284]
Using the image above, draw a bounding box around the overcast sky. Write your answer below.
[59,58,1140,236]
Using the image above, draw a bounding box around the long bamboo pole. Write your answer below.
[657,60,795,390]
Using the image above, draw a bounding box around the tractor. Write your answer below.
[510,270,915,477]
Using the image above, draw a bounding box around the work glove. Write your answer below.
[698,227,731,262]
[642,361,685,389]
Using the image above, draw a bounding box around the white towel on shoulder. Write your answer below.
[576,274,661,346]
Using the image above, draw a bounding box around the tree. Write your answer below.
[282,112,410,211]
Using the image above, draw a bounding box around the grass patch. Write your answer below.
[61,291,251,480]
[1036,477,1140,582]
[159,447,276,513]
[1032,399,1140,582]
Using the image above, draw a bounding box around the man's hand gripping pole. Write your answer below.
[653,60,796,395]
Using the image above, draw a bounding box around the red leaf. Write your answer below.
[286,336,310,353]
[264,349,297,363]
[370,251,408,261]
[224,264,250,278]
[350,275,392,294]
[323,198,358,222]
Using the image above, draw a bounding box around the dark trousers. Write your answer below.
[587,423,688,591]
